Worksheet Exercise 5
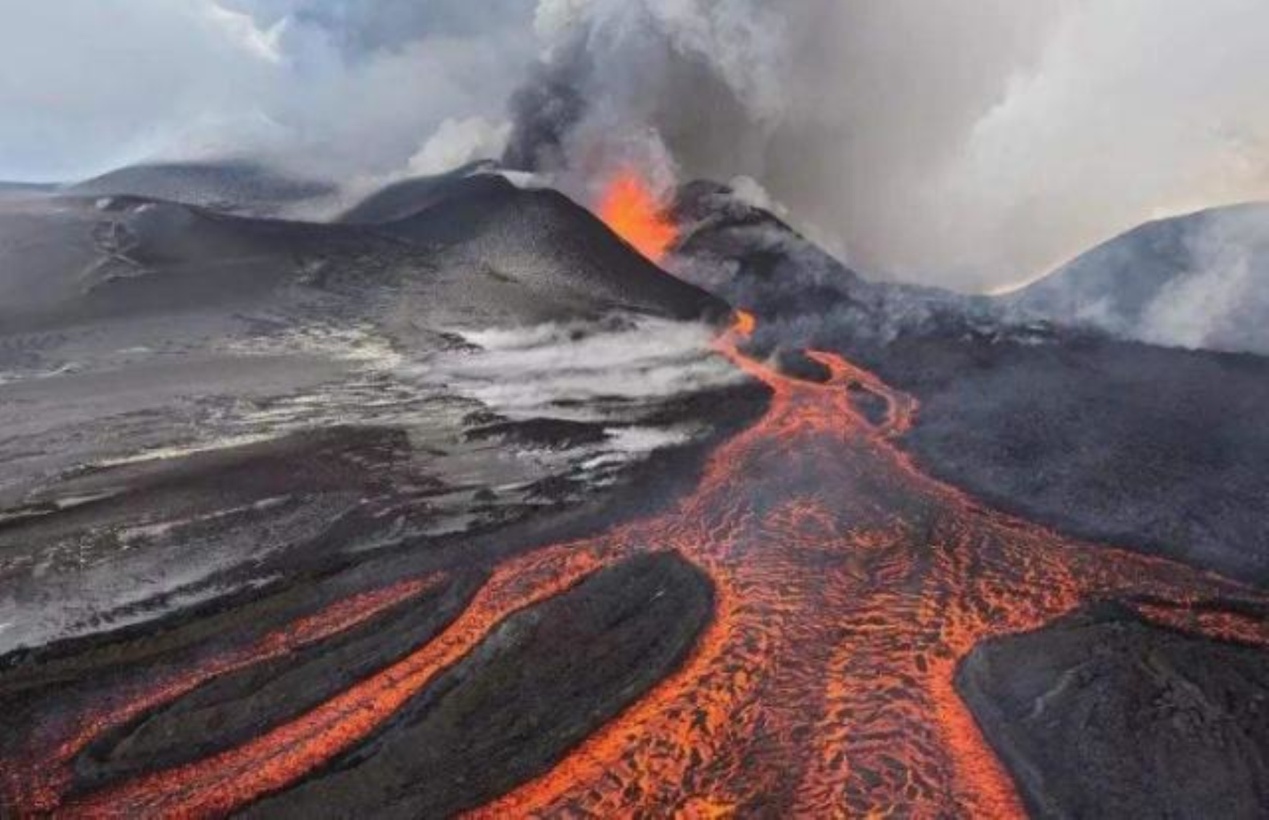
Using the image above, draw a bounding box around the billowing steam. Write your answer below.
[4,0,1269,295]
[1139,210,1269,354]
[0,0,537,182]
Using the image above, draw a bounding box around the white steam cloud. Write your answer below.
[3,0,1269,293]
[1138,212,1269,354]
[430,317,744,419]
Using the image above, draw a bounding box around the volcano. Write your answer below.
[1,165,1267,818]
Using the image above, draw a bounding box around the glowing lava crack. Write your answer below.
[4,314,1268,818]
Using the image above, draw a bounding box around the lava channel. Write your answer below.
[4,313,1269,818]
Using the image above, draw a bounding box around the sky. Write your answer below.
[3,0,1269,291]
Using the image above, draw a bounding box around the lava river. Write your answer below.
[5,315,1269,818]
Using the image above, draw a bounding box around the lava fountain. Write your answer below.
[3,314,1268,817]
[596,170,679,263]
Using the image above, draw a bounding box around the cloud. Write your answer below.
[926,0,1269,290]
[0,0,280,179]
[408,117,512,177]
[0,0,537,181]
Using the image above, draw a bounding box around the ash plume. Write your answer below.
[5,1,1269,297]
[503,0,1269,297]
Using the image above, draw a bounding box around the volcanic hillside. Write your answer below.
[0,164,1267,818]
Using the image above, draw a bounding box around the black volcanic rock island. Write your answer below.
[957,603,1269,819]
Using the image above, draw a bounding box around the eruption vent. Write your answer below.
[597,170,678,263]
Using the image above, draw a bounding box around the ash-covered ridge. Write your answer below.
[66,160,340,219]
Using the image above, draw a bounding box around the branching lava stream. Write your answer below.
[5,313,1268,818]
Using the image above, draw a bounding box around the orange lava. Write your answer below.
[2,573,446,814]
[6,311,1269,817]
[597,169,679,262]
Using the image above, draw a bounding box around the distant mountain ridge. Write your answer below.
[67,160,338,218]
[1008,202,1269,356]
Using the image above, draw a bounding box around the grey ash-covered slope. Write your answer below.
[671,181,1269,585]
[1009,202,1269,356]
[344,168,727,324]
[869,335,1269,585]
[1,169,722,334]
[0,193,369,333]
[0,168,747,659]
[1,164,756,815]
[957,603,1269,819]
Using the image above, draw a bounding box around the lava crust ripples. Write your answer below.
[5,314,1269,817]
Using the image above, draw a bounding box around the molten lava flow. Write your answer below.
[6,311,1269,817]
[597,170,679,263]
[1,574,446,814]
